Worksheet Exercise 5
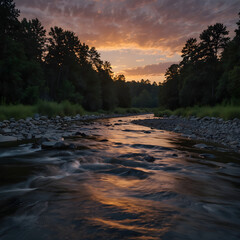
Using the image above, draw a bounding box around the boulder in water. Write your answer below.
[0,135,17,142]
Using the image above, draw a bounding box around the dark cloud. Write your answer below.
[15,0,239,52]
[122,62,177,76]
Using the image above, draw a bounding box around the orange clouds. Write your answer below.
[14,0,239,82]
[15,0,239,53]
[122,62,176,76]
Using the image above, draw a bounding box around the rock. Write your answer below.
[69,143,77,149]
[144,155,155,162]
[40,116,48,120]
[2,128,12,133]
[199,153,216,159]
[41,141,57,149]
[174,125,182,131]
[63,116,71,121]
[34,113,40,119]
[41,140,77,150]
[62,133,71,138]
[193,143,212,149]
[0,135,17,142]
[25,117,32,122]
[37,137,50,145]
[144,131,151,134]
[169,115,176,119]
[202,116,211,121]
[100,139,108,142]
[3,120,10,124]
[54,141,70,149]
[27,134,32,140]
[188,134,197,139]
[75,132,87,137]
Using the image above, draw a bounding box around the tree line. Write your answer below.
[159,12,240,109]
[0,0,159,111]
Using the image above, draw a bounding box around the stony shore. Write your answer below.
[0,113,133,145]
[132,115,240,153]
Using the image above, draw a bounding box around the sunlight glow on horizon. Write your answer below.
[15,0,239,83]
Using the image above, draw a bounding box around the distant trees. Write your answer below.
[159,64,180,109]
[130,80,158,108]
[159,13,240,109]
[114,75,131,108]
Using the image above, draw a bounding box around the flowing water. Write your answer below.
[0,115,240,240]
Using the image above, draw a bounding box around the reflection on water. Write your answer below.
[0,115,240,240]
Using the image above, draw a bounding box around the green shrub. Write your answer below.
[155,105,240,120]
[0,104,36,120]
[155,109,173,117]
[36,100,85,117]
[36,101,61,117]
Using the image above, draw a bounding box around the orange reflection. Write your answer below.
[89,217,169,238]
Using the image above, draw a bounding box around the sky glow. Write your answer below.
[15,0,239,82]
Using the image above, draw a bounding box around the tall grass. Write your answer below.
[36,100,85,117]
[0,102,154,121]
[155,105,240,120]
[0,101,85,120]
[0,104,36,121]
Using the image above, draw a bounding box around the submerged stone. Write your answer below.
[193,143,211,149]
[0,135,17,142]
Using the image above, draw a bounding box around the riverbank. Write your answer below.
[0,101,151,121]
[132,115,240,153]
[0,113,144,144]
[154,105,240,120]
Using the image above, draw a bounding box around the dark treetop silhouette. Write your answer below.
[0,0,239,110]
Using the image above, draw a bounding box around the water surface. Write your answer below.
[0,115,240,240]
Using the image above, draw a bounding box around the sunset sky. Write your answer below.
[15,0,239,83]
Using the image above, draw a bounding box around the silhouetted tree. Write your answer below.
[217,13,240,102]
[199,23,230,60]
[114,75,131,108]
[19,18,46,61]
[159,64,180,109]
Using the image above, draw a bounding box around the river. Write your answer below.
[0,115,240,240]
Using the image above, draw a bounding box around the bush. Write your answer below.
[155,109,172,117]
[36,100,85,117]
[0,104,36,120]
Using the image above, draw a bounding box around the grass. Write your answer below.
[154,105,240,120]
[3,102,239,121]
[36,100,85,117]
[113,107,153,114]
[0,105,36,121]
[0,102,155,121]
[86,107,155,116]
[0,101,85,121]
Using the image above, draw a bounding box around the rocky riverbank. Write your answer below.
[0,113,136,145]
[132,115,240,153]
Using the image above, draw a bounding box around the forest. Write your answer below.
[159,12,240,110]
[0,0,158,111]
[1,0,240,113]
